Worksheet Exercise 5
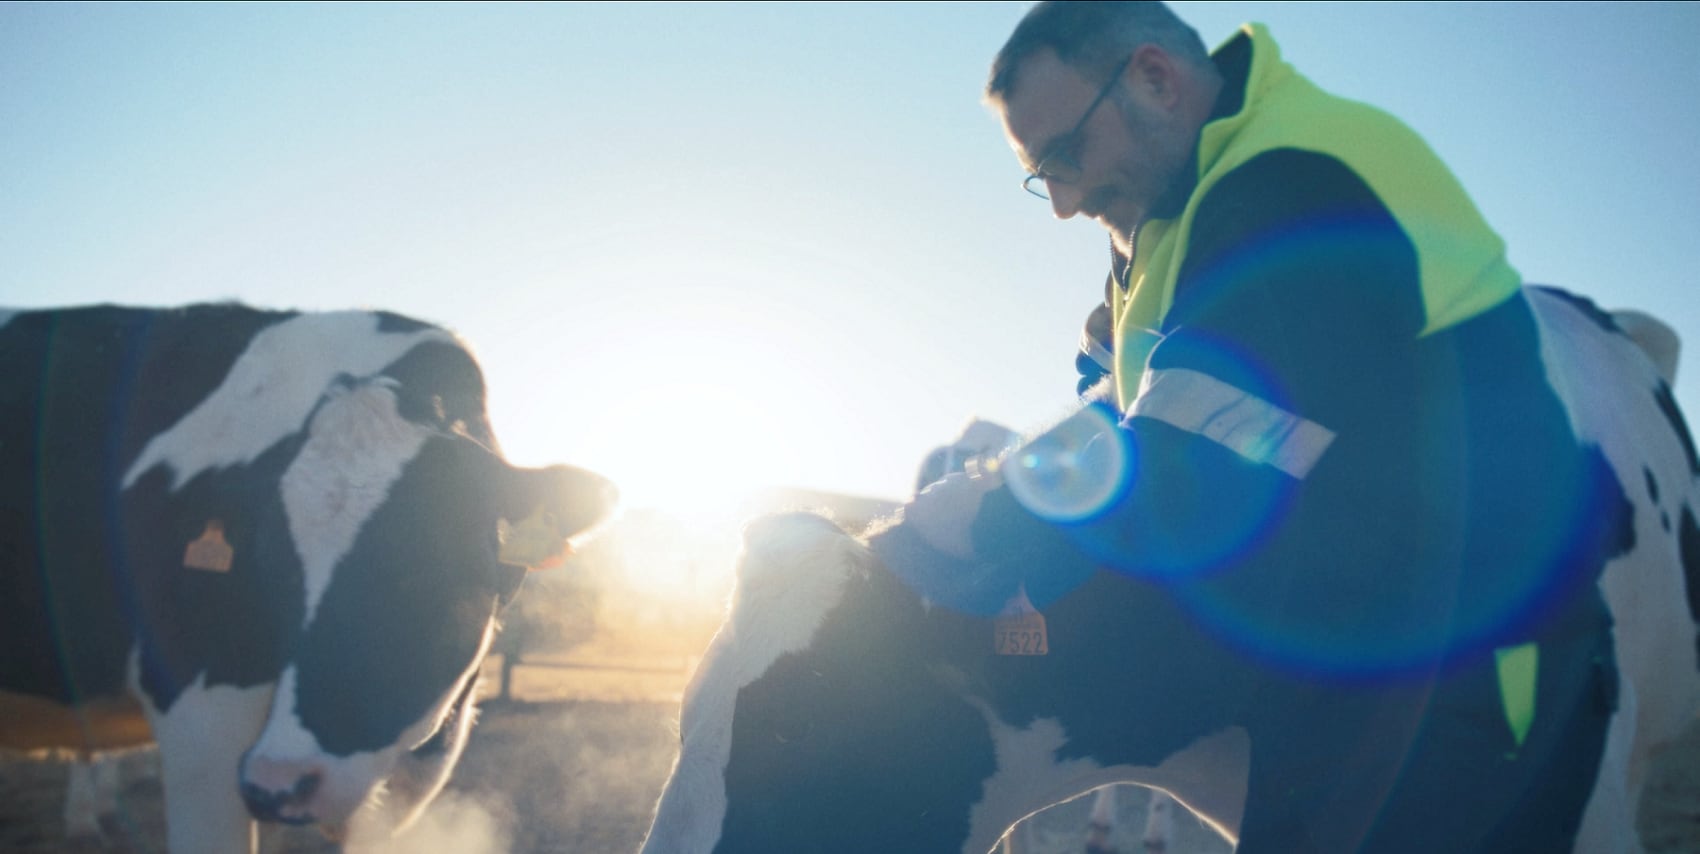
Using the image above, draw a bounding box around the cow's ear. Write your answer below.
[496,464,618,572]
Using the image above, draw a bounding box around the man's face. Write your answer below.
[1000,48,1193,253]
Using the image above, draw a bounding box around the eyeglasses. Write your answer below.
[1022,56,1132,200]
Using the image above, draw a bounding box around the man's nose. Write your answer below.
[1047,180,1083,220]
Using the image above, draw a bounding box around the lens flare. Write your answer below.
[1170,438,1625,684]
[1003,402,1133,524]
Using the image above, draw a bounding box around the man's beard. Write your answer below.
[1097,95,1196,258]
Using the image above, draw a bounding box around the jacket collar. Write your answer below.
[1147,24,1261,221]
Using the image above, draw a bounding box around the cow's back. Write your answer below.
[0,305,294,709]
[1526,287,1700,851]
[1528,287,1700,735]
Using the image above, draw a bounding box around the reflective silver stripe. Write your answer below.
[1131,368,1336,478]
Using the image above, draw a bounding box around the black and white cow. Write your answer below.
[641,287,1700,854]
[0,304,617,853]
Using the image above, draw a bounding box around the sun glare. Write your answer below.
[585,376,805,518]
[491,279,824,525]
[482,249,916,602]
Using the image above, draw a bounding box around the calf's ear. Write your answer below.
[496,464,619,571]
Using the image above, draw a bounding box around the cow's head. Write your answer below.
[235,376,616,832]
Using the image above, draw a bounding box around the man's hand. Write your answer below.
[915,418,1021,494]
[902,468,1005,561]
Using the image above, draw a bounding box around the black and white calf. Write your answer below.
[918,422,1170,854]
[641,287,1700,854]
[0,304,617,853]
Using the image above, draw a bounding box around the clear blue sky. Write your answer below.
[4,2,1696,509]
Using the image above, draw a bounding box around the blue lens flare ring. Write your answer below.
[1003,403,1133,524]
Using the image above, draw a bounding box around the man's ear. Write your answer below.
[496,463,619,571]
[1127,43,1181,108]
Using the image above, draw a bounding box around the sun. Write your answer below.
[579,376,807,519]
[486,282,822,526]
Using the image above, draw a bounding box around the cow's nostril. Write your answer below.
[294,771,322,801]
[240,769,323,825]
[241,781,281,822]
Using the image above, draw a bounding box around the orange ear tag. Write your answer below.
[528,541,573,572]
[994,586,1048,656]
[183,520,234,573]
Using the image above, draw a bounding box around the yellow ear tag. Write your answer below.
[498,507,569,571]
[994,586,1048,656]
[183,520,234,573]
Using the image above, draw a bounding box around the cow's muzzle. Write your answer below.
[240,756,324,825]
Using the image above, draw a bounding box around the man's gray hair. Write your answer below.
[986,1,1210,106]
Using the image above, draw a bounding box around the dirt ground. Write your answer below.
[0,699,677,854]
[0,697,1233,854]
[4,687,1698,853]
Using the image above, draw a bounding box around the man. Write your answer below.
[870,2,1622,851]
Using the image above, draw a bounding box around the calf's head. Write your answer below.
[236,378,616,831]
[644,512,1005,854]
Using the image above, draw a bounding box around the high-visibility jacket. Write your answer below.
[1112,23,1521,409]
